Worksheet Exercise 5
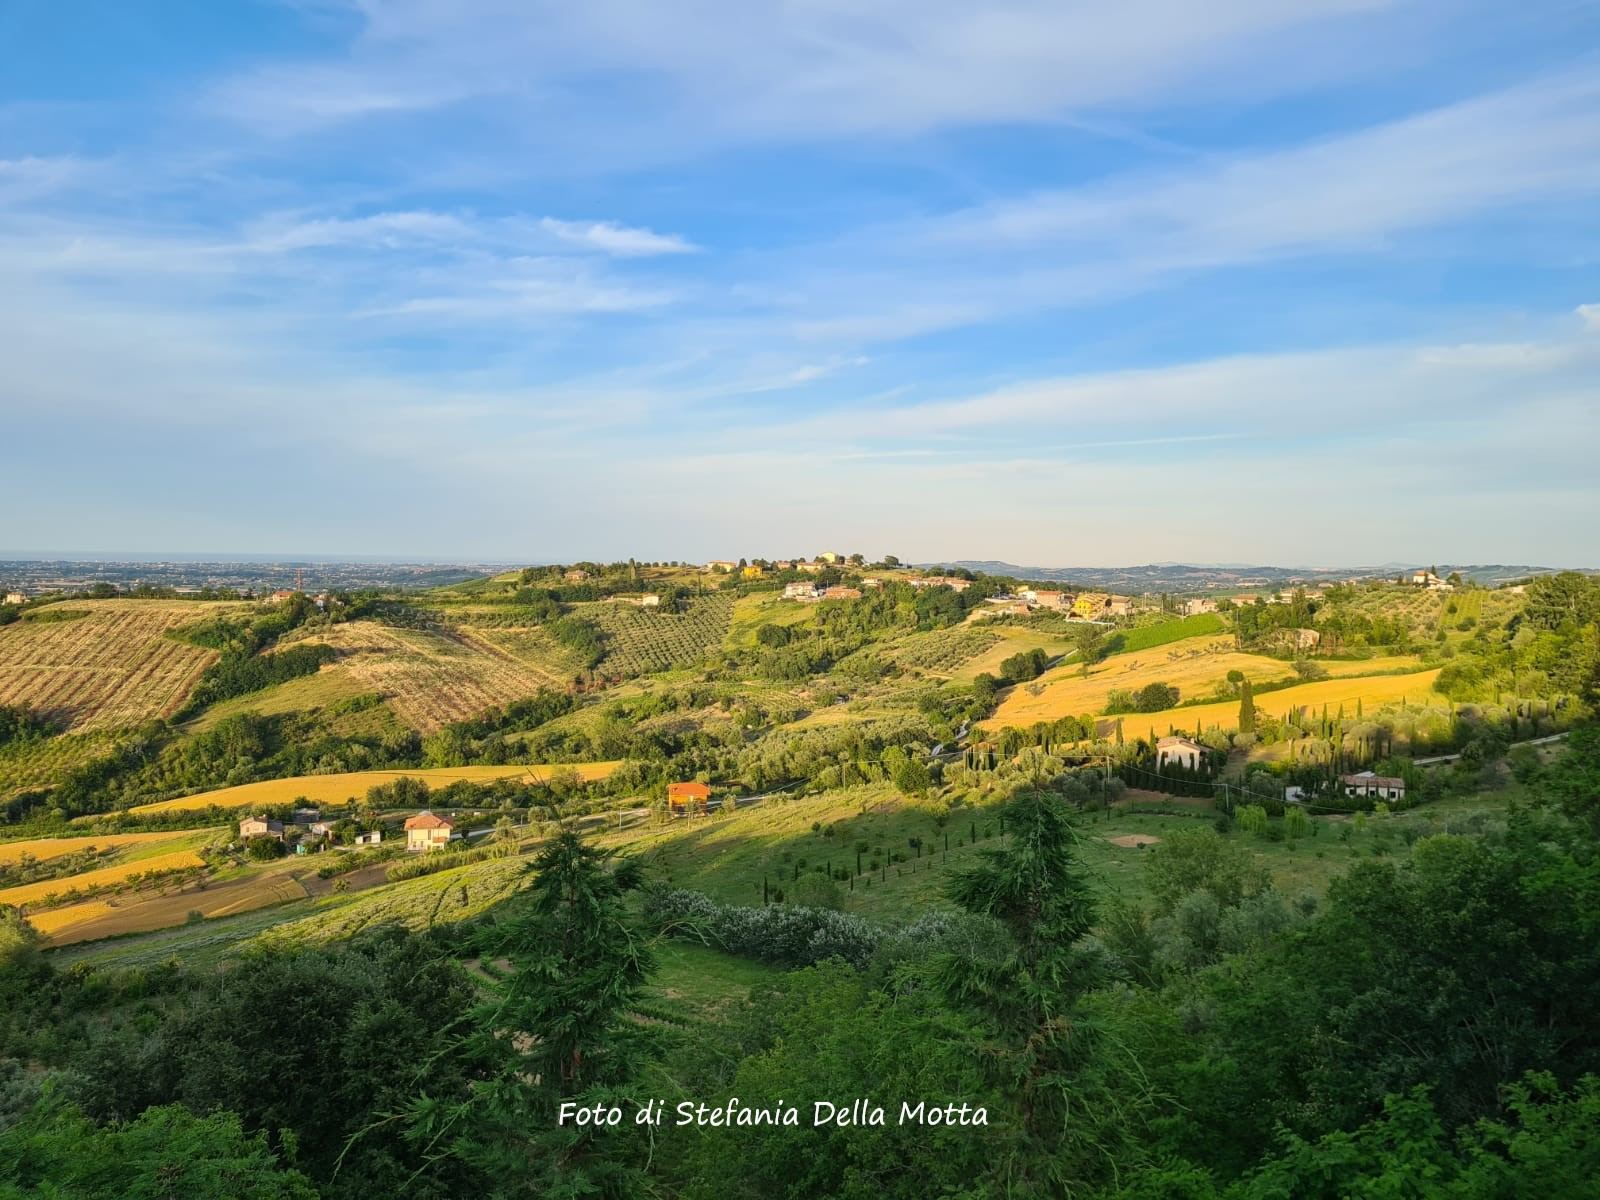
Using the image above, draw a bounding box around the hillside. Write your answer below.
[0,599,241,731]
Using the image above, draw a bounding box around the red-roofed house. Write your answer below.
[667,781,712,814]
[404,811,455,852]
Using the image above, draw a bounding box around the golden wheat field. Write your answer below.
[283,621,576,731]
[993,635,1424,725]
[0,830,202,865]
[1099,669,1444,741]
[29,872,309,945]
[0,599,243,731]
[0,848,207,907]
[124,761,623,815]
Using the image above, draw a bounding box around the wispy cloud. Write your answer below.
[208,0,1415,146]
[539,218,699,257]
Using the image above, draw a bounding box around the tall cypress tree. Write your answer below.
[1239,678,1257,735]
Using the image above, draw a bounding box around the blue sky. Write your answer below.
[2,0,1597,566]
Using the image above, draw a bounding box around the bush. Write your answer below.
[642,886,881,969]
[245,836,283,861]
[1134,682,1179,712]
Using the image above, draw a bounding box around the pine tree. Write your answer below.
[405,833,654,1198]
[936,790,1112,1188]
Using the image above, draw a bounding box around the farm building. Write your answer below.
[784,581,820,600]
[1340,771,1406,802]
[1155,736,1208,771]
[640,593,661,607]
[703,560,738,573]
[1021,589,1071,611]
[2,592,24,605]
[308,820,337,836]
[908,576,971,593]
[291,808,320,825]
[1107,597,1135,617]
[404,811,456,852]
[667,781,712,814]
[268,590,296,603]
[742,564,765,579]
[1183,598,1219,616]
[823,586,862,600]
[860,578,883,589]
[1072,593,1110,618]
[354,830,382,846]
[239,816,285,841]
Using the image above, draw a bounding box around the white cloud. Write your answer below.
[1579,302,1600,331]
[539,217,699,257]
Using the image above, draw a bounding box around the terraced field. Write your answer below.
[0,829,203,865]
[0,599,241,730]
[285,620,576,730]
[31,870,308,946]
[994,635,1426,725]
[0,848,206,907]
[889,626,1003,675]
[124,761,622,815]
[586,593,736,676]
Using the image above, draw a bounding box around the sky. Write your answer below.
[1,0,1598,568]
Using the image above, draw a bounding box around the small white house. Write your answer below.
[1340,771,1406,802]
[1156,735,1207,771]
[354,830,382,846]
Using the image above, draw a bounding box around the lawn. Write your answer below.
[645,941,778,1023]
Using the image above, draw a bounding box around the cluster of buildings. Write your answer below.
[782,581,865,602]
[985,589,1133,620]
[237,808,465,854]
[1409,569,1455,592]
[707,553,850,579]
[239,810,384,855]
[267,589,337,610]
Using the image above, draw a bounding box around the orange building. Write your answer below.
[667,782,712,814]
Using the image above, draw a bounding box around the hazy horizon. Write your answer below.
[0,550,1588,574]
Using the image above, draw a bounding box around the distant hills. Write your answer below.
[924,561,1568,592]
